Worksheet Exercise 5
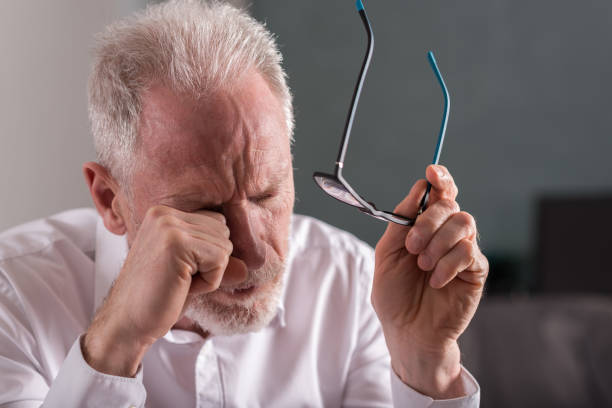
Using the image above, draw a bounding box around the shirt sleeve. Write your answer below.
[0,272,50,408]
[390,365,480,408]
[42,336,147,408]
[0,267,146,408]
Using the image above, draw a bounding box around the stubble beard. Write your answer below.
[183,254,287,336]
[125,195,290,337]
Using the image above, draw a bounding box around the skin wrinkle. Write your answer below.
[120,69,294,335]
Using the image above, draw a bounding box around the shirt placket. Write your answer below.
[195,340,224,407]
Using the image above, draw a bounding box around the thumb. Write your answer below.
[221,256,248,285]
[189,256,247,295]
[377,179,428,253]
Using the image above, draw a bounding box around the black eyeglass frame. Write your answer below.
[313,0,450,226]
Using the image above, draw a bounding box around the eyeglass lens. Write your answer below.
[313,174,364,208]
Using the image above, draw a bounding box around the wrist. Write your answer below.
[391,340,464,399]
[82,316,153,378]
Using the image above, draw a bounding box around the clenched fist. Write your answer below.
[83,205,248,377]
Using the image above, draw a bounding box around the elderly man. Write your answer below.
[0,0,488,406]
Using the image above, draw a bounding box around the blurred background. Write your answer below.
[1,0,611,406]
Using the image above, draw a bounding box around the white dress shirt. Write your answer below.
[0,208,479,407]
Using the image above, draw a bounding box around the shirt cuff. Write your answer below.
[43,335,146,408]
[390,366,480,408]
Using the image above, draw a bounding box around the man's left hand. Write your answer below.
[372,164,488,399]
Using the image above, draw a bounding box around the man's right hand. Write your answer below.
[82,205,247,377]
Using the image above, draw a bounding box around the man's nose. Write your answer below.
[225,204,266,271]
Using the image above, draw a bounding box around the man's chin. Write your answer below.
[183,275,283,336]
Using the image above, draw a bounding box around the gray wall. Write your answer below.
[0,0,144,231]
[2,0,611,267]
[252,0,612,260]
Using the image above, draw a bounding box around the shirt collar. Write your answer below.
[93,215,290,339]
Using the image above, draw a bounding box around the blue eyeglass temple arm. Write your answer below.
[339,0,451,215]
[418,51,450,213]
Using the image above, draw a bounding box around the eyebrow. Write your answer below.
[160,171,287,209]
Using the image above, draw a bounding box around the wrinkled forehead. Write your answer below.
[135,72,290,186]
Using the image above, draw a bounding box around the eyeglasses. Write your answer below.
[313,0,450,226]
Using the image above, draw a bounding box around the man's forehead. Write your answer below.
[130,71,291,203]
[139,71,289,154]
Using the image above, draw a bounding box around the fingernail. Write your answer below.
[435,167,445,178]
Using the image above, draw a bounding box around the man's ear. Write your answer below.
[83,162,128,235]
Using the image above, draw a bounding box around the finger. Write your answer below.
[147,204,226,225]
[416,211,476,271]
[187,226,233,254]
[192,248,230,293]
[190,255,248,294]
[147,205,230,238]
[221,257,248,286]
[189,209,226,225]
[429,238,475,289]
[457,248,489,286]
[405,198,460,256]
[182,232,234,292]
[392,178,429,219]
[377,179,428,250]
[178,208,228,234]
[425,165,458,203]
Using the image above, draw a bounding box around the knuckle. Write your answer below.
[455,211,475,229]
[475,249,489,273]
[212,261,227,276]
[462,210,476,225]
[163,228,186,248]
[177,260,196,280]
[201,272,222,292]
[212,245,230,267]
[451,184,459,196]
[147,205,169,219]
[439,198,460,213]
[436,257,453,276]
[221,224,231,238]
[482,256,490,277]
[208,211,226,224]
[218,213,227,224]
[459,238,476,262]
[458,237,473,252]
[438,165,449,174]
[157,213,172,225]
[224,239,233,254]
[215,238,233,256]
[412,218,432,239]
[157,214,180,231]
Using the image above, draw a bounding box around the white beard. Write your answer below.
[183,257,286,336]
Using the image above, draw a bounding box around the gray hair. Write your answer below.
[88,0,294,183]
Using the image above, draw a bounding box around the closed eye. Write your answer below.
[195,205,223,213]
[250,193,274,204]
